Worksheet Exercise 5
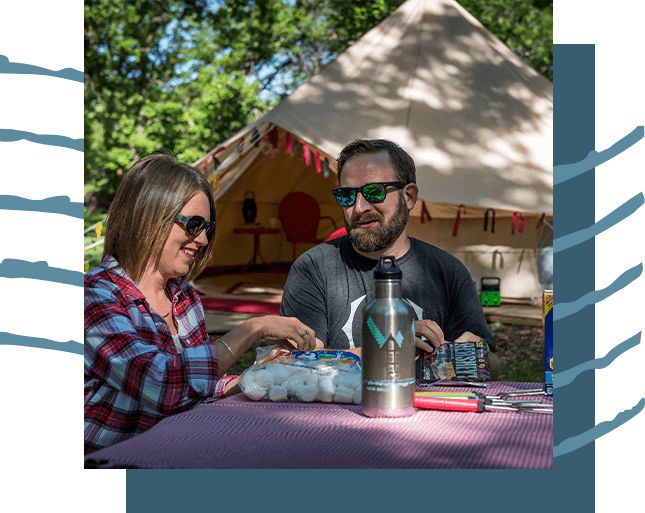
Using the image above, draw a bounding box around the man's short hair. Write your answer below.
[336,139,417,184]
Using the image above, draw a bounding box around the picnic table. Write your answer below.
[84,381,552,469]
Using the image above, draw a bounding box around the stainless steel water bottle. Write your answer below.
[361,255,416,417]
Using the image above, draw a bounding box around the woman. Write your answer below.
[84,154,317,454]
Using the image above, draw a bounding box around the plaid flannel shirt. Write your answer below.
[84,255,234,454]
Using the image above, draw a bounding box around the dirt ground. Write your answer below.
[490,322,545,382]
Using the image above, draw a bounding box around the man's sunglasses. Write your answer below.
[175,213,216,239]
[332,181,407,207]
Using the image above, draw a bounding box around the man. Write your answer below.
[280,139,500,379]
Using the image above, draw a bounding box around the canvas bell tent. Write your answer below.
[192,0,553,299]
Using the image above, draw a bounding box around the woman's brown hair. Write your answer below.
[102,154,217,283]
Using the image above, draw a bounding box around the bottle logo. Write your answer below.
[366,316,403,348]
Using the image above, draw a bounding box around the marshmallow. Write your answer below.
[283,374,306,396]
[240,370,257,390]
[269,385,288,402]
[297,385,318,402]
[316,378,336,403]
[267,364,290,385]
[244,382,267,401]
[334,385,354,403]
[332,374,345,388]
[254,369,275,389]
[342,373,361,390]
[304,372,319,388]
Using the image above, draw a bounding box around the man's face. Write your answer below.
[340,152,411,254]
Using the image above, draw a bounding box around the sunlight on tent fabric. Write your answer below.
[507,82,538,102]
[445,98,466,111]
[377,97,408,110]
[506,188,541,207]
[491,139,529,162]
[478,152,509,169]
[413,149,454,175]
[444,48,474,65]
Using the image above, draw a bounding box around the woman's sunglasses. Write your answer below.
[175,213,215,239]
[332,181,407,207]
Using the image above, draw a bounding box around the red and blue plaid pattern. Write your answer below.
[84,256,233,454]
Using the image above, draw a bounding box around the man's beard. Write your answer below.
[345,194,409,253]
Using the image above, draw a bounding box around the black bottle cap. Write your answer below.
[374,255,402,280]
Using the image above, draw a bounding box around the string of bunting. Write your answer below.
[205,125,336,182]
[281,129,333,178]
[200,123,275,179]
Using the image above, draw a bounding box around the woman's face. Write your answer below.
[157,191,211,280]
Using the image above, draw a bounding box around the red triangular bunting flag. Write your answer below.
[314,152,322,173]
[268,127,279,148]
[285,132,293,153]
[302,143,311,166]
[203,154,212,171]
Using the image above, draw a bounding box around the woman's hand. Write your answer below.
[251,316,317,352]
[215,316,317,378]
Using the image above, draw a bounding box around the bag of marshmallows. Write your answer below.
[239,346,362,404]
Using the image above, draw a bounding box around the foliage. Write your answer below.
[456,0,553,81]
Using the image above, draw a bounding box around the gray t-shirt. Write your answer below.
[280,236,496,352]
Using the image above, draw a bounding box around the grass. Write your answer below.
[499,358,543,383]
[489,322,544,383]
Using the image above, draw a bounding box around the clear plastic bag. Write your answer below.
[239,345,362,404]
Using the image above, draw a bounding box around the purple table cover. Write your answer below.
[84,382,552,469]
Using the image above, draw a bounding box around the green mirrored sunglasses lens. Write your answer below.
[336,189,356,206]
[362,183,386,202]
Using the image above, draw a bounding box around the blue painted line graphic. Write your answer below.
[0,259,83,287]
[0,55,85,354]
[0,129,83,152]
[554,332,641,388]
[554,193,643,253]
[0,195,83,219]
[554,263,642,321]
[550,115,645,475]
[554,126,644,185]
[366,317,387,348]
[0,332,83,355]
[554,398,644,457]
[0,54,83,83]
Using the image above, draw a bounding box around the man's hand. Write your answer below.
[454,331,481,343]
[414,319,445,353]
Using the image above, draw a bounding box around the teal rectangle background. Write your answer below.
[126,44,594,512]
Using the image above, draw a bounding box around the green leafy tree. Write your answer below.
[456,0,553,81]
